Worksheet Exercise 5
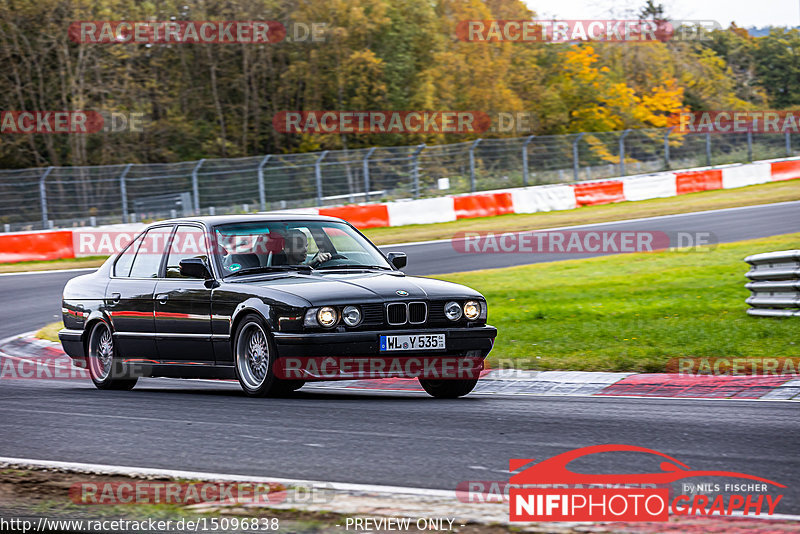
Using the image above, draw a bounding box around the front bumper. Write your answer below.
[273,324,496,356]
[271,325,497,380]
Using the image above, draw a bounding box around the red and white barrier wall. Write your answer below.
[1,157,799,262]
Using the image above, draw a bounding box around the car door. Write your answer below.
[106,225,173,360]
[154,224,215,364]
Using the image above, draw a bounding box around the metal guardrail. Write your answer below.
[745,250,800,317]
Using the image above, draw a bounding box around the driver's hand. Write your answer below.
[311,252,332,266]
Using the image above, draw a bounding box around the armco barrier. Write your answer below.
[622,173,676,201]
[318,204,389,229]
[771,160,800,181]
[509,184,576,213]
[453,192,514,219]
[675,169,723,194]
[745,250,800,318]
[572,180,625,206]
[3,157,800,262]
[722,162,771,189]
[0,230,75,263]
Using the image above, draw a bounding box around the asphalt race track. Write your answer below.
[0,379,798,512]
[1,201,799,513]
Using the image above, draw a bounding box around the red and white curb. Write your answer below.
[2,334,798,400]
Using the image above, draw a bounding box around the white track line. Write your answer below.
[0,456,452,498]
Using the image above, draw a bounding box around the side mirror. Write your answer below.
[179,258,212,279]
[387,252,407,270]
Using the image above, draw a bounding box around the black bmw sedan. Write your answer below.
[59,215,497,398]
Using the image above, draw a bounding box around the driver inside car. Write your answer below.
[272,228,331,267]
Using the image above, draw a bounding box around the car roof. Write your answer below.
[150,213,346,228]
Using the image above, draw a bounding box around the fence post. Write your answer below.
[469,139,482,192]
[746,131,753,162]
[522,135,535,186]
[363,147,377,202]
[257,155,271,212]
[192,159,204,215]
[786,132,792,157]
[663,127,675,169]
[412,144,425,199]
[619,129,631,176]
[119,163,132,223]
[315,151,328,206]
[705,133,711,166]
[572,132,585,181]
[39,166,53,229]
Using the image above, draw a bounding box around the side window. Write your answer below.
[129,227,170,279]
[113,234,143,278]
[165,226,209,278]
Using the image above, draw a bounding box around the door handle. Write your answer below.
[156,293,169,305]
[109,292,121,304]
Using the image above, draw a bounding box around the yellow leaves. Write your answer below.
[550,43,687,135]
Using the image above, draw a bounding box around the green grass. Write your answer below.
[441,232,800,372]
[35,322,62,342]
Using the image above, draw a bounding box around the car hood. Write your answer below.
[230,271,483,305]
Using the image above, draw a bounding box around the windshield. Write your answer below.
[213,220,392,277]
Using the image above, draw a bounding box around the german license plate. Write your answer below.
[380,333,446,351]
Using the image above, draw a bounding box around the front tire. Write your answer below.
[233,314,302,397]
[87,321,137,391]
[418,378,478,399]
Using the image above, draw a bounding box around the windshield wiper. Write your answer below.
[316,264,392,271]
[227,264,312,277]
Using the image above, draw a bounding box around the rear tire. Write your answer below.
[87,321,137,391]
[418,378,478,399]
[233,314,302,397]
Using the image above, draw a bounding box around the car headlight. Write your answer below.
[444,301,462,321]
[342,305,362,326]
[317,306,338,327]
[463,300,481,321]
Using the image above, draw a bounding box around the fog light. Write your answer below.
[464,301,480,321]
[342,305,362,326]
[317,306,338,327]
[445,301,462,321]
